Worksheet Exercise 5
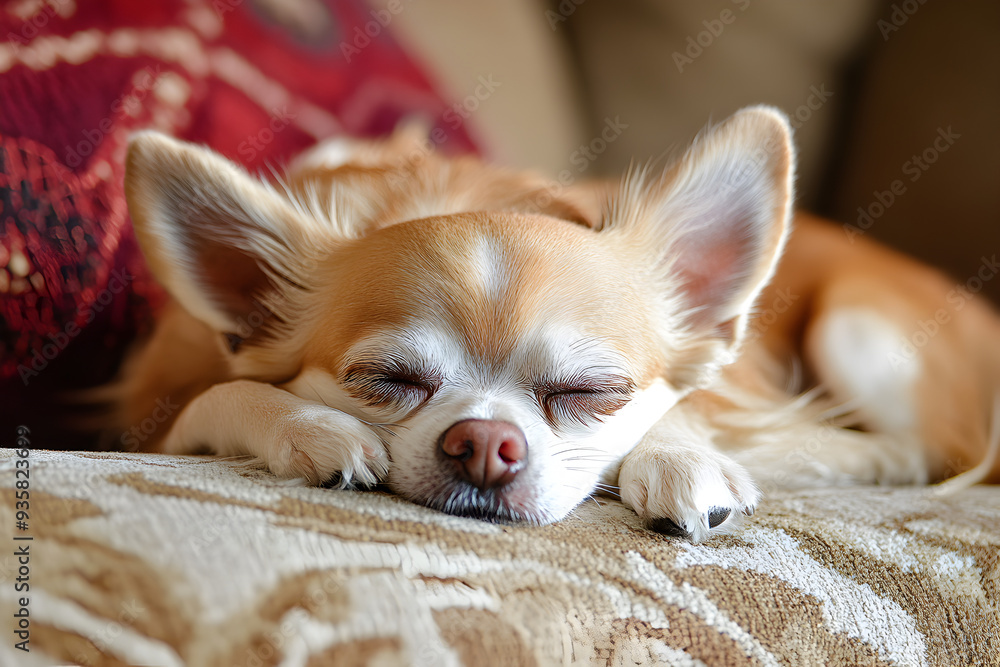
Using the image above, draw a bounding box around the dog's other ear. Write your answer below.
[608,106,794,358]
[125,132,312,335]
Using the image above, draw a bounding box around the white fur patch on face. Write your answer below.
[283,323,465,423]
[286,319,676,524]
[467,235,509,302]
[346,323,465,376]
[816,308,921,433]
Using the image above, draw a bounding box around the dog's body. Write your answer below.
[110,107,1000,541]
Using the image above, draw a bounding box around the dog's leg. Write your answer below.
[161,380,388,487]
[618,403,760,542]
[728,422,927,489]
[803,277,993,483]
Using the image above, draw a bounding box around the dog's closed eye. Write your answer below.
[343,363,441,408]
[536,379,635,426]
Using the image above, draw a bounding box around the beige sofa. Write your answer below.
[2,449,997,665]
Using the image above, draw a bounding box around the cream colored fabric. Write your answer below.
[1,449,998,666]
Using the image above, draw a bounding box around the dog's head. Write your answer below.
[125,106,793,523]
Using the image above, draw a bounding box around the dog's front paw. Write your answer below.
[270,406,388,488]
[619,444,760,542]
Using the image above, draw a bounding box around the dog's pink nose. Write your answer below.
[440,419,527,490]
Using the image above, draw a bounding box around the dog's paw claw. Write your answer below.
[647,517,691,538]
[707,506,731,528]
[620,444,760,542]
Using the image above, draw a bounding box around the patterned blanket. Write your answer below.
[1,449,997,666]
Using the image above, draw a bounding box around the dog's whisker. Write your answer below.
[550,445,615,457]
[368,423,403,439]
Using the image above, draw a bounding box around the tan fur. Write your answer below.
[107,107,1000,541]
[758,214,1000,482]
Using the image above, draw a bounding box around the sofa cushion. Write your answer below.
[2,449,997,666]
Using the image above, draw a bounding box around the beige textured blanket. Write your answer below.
[1,449,997,666]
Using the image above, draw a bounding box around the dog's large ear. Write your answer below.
[607,106,794,368]
[125,132,312,336]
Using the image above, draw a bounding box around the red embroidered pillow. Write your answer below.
[0,0,475,447]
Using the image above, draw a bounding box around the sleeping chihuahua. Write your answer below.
[112,106,1000,541]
